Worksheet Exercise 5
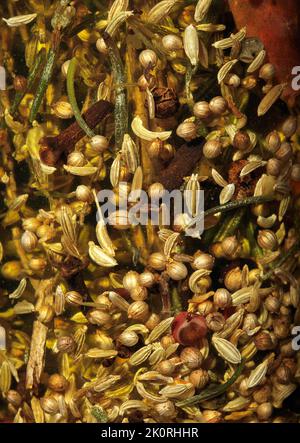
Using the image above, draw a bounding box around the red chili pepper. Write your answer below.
[228,0,300,107]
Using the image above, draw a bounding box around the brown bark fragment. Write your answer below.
[26,321,48,390]
[159,142,203,191]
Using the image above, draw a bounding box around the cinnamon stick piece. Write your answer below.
[39,99,113,166]
[159,141,204,191]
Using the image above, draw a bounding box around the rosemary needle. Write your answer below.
[103,32,128,150]
[186,195,275,231]
[29,48,56,123]
[11,48,46,115]
[176,360,245,407]
[66,57,95,138]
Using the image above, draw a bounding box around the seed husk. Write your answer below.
[131,116,172,141]
[63,165,98,176]
[3,13,37,27]
[257,83,286,117]
[88,242,118,267]
[8,278,27,299]
[0,361,11,394]
[85,349,118,359]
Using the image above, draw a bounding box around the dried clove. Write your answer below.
[39,100,113,166]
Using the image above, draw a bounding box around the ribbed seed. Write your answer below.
[108,0,129,21]
[108,291,130,311]
[96,221,115,257]
[194,0,213,22]
[247,50,266,73]
[88,241,118,267]
[8,278,27,299]
[159,383,194,398]
[212,168,228,187]
[219,184,235,205]
[232,286,255,306]
[184,25,199,66]
[0,361,11,394]
[145,317,174,344]
[3,13,37,27]
[222,396,251,412]
[136,381,167,402]
[110,153,121,187]
[218,60,238,84]
[85,348,118,359]
[129,344,153,366]
[147,0,178,23]
[164,232,180,258]
[63,165,98,176]
[212,336,242,364]
[121,133,139,173]
[31,397,44,423]
[257,83,286,117]
[246,360,268,389]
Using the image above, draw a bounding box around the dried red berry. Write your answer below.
[172,312,207,346]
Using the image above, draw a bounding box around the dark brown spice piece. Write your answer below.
[39,100,113,166]
[13,76,27,92]
[159,141,204,191]
[145,87,179,119]
[228,159,261,199]
[117,345,131,359]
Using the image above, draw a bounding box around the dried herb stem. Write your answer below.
[185,63,198,110]
[67,57,95,138]
[246,220,263,258]
[176,359,245,407]
[29,47,57,123]
[261,241,300,281]
[121,231,140,265]
[204,195,274,218]
[11,48,46,115]
[186,196,275,233]
[126,41,154,185]
[171,286,182,314]
[158,272,171,316]
[103,32,128,150]
[214,207,246,241]
[67,12,102,37]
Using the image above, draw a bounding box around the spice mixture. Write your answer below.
[0,0,300,424]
